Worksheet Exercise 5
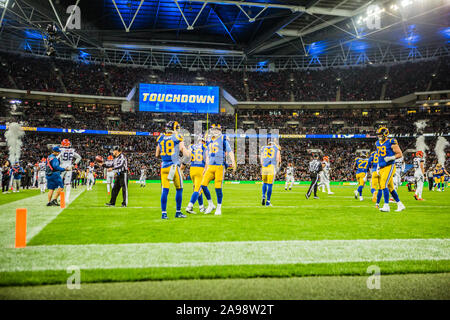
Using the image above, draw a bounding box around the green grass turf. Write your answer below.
[1,273,449,300]
[0,260,448,287]
[29,183,450,245]
[1,183,449,290]
[0,189,40,206]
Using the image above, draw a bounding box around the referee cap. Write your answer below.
[52,146,61,153]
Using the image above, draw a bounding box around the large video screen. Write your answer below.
[138,83,219,113]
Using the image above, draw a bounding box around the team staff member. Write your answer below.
[46,146,69,206]
[2,161,11,193]
[427,167,434,191]
[305,154,322,199]
[105,146,129,207]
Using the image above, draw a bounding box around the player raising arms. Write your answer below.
[413,151,425,200]
[375,127,405,212]
[260,138,281,206]
[156,121,190,219]
[353,152,369,201]
[284,163,294,191]
[58,139,81,203]
[185,134,208,214]
[194,124,236,216]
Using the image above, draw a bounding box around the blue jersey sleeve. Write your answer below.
[51,158,65,172]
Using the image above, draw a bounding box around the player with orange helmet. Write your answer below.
[58,139,81,202]
[319,156,333,194]
[86,161,96,191]
[413,150,425,200]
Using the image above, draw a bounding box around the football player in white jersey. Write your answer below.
[284,163,295,191]
[86,162,95,191]
[38,158,47,193]
[103,155,115,194]
[393,156,405,191]
[413,151,425,200]
[58,139,81,202]
[139,166,146,188]
[319,156,334,194]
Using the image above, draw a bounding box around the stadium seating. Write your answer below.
[1,52,449,101]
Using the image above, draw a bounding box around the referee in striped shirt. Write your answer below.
[306,154,322,199]
[106,146,128,207]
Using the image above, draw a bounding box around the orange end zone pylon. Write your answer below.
[60,191,66,209]
[15,208,27,248]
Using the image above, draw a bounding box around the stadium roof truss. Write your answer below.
[0,0,448,70]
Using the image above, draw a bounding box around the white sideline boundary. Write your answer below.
[0,238,448,272]
[0,187,86,248]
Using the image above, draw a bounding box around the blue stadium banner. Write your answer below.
[138,83,220,113]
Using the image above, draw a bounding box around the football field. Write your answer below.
[0,182,449,299]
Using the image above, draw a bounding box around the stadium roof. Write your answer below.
[0,0,449,67]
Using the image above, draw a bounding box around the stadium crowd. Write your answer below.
[2,100,448,135]
[0,51,448,101]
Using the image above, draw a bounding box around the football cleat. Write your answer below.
[185,206,196,214]
[175,212,187,218]
[389,198,395,203]
[375,203,380,209]
[199,206,206,213]
[395,202,406,212]
[379,204,390,212]
[105,203,114,207]
[305,194,309,199]
[328,192,334,194]
[314,196,319,199]
[262,198,266,206]
[161,212,168,220]
[214,208,222,216]
[265,202,273,207]
[359,196,364,201]
[414,194,419,200]
[418,198,424,201]
[354,190,358,199]
[205,204,216,214]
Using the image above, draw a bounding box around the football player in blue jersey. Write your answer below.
[187,124,236,216]
[156,121,190,219]
[375,127,405,212]
[353,152,369,201]
[368,150,382,208]
[260,138,281,206]
[184,134,208,214]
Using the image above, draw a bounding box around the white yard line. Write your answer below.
[0,187,86,248]
[0,238,448,272]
